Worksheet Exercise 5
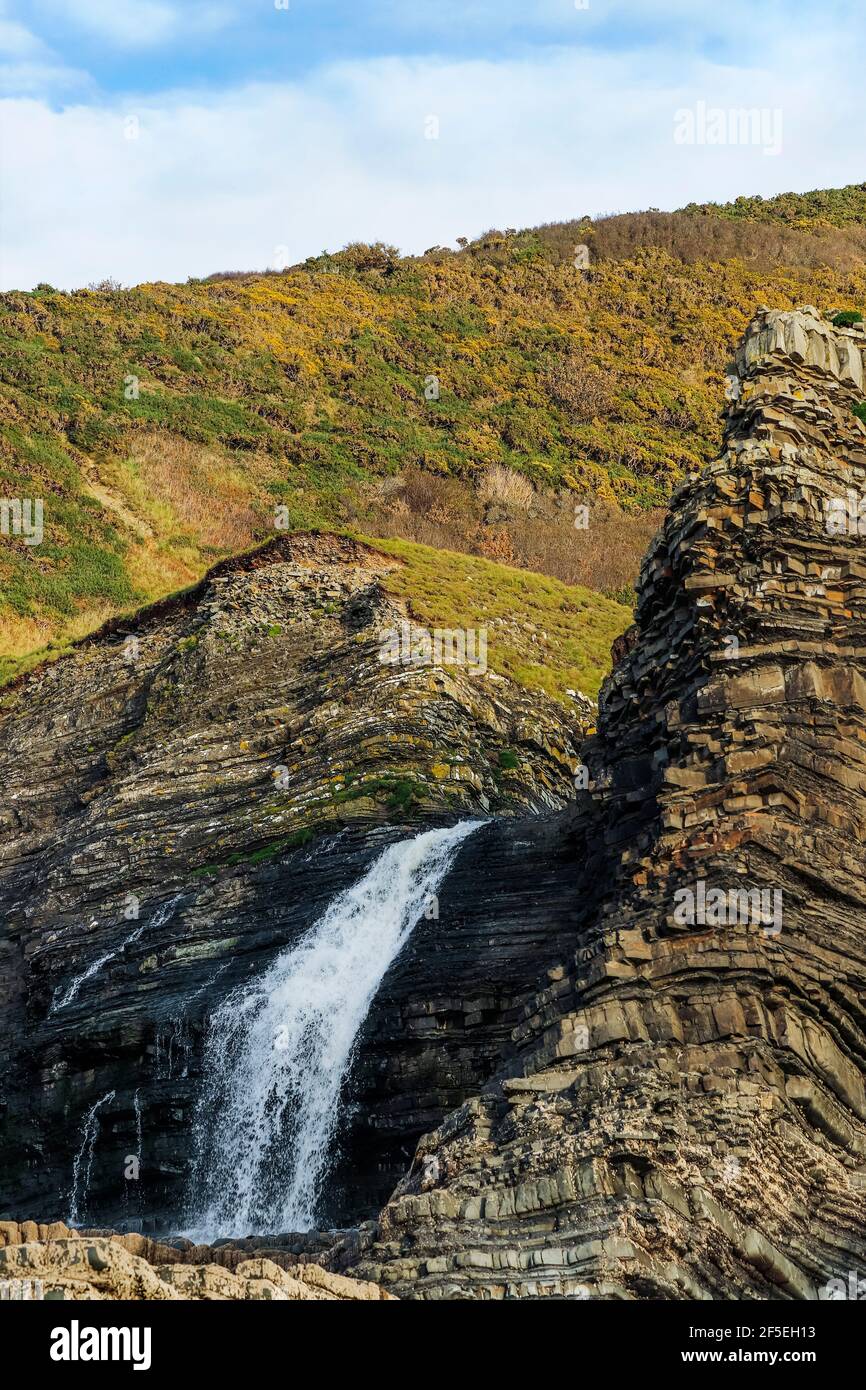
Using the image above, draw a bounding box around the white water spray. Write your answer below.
[51,896,182,1014]
[133,1089,143,1161]
[188,821,478,1239]
[69,1091,115,1226]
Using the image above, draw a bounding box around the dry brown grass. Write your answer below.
[0,604,119,687]
[124,541,202,599]
[479,463,535,510]
[0,611,55,659]
[119,434,261,552]
[0,605,117,659]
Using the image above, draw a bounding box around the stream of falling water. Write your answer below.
[68,1091,115,1226]
[187,821,479,1239]
[51,895,183,1014]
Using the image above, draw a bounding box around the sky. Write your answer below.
[0,0,863,290]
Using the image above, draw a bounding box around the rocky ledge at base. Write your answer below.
[0,1222,394,1300]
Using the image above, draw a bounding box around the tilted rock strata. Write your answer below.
[0,533,584,1228]
[4,309,866,1301]
[349,308,866,1299]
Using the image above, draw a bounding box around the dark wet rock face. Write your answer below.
[0,535,583,1232]
[332,810,590,1224]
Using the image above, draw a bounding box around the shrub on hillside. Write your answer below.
[332,242,400,273]
[479,464,535,511]
[543,359,615,422]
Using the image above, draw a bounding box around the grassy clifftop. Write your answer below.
[371,538,629,704]
[1,533,630,706]
[1,183,864,685]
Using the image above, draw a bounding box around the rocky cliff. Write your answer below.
[348,307,866,1299]
[3,307,866,1302]
[0,533,584,1230]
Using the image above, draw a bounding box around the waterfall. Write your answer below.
[187,821,479,1240]
[69,1091,115,1227]
[51,896,183,1014]
[133,1089,143,1163]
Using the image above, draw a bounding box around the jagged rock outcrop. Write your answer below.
[4,307,866,1302]
[349,307,866,1299]
[0,1221,391,1300]
[0,533,583,1229]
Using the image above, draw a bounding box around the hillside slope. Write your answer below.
[1,183,864,679]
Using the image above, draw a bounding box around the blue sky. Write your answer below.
[6,0,770,90]
[1,0,863,289]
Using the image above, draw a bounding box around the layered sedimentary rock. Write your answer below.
[4,307,866,1302]
[350,308,866,1299]
[0,534,583,1229]
[0,1221,391,1300]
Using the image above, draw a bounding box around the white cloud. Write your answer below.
[0,17,43,57]
[1,35,863,291]
[32,0,237,49]
[0,2,89,96]
[0,60,89,96]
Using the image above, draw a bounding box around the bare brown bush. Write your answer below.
[478,464,535,510]
[530,211,866,273]
[126,434,260,552]
[477,527,518,564]
[505,502,663,596]
[358,466,661,600]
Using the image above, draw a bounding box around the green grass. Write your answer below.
[2,182,864,675]
[327,774,426,812]
[368,536,630,704]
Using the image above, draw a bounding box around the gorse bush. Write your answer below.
[680,183,866,228]
[1,182,864,679]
